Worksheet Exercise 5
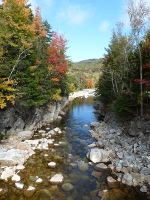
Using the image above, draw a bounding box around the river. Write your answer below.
[0,97,147,200]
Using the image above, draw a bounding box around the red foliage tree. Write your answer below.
[47,31,68,84]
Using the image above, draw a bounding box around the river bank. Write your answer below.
[87,101,150,198]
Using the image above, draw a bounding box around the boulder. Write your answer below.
[140,167,150,175]
[50,174,64,184]
[11,174,21,182]
[87,148,110,164]
[23,186,36,198]
[1,167,14,180]
[107,176,119,189]
[0,149,28,166]
[16,165,25,170]
[140,185,147,193]
[48,162,56,168]
[36,178,43,183]
[91,171,102,178]
[17,131,33,141]
[77,161,89,172]
[88,148,102,163]
[62,183,74,192]
[96,163,107,170]
[90,122,100,129]
[122,173,133,186]
[15,182,24,189]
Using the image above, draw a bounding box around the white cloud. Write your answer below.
[28,0,53,13]
[99,20,110,32]
[57,4,92,25]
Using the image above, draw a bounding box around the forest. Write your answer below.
[1,0,150,120]
[68,58,103,91]
[0,0,71,109]
[95,0,150,118]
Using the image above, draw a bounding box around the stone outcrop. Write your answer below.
[0,97,68,134]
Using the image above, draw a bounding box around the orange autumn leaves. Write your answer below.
[47,31,68,83]
[0,0,68,108]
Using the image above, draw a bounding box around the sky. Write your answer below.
[16,0,150,62]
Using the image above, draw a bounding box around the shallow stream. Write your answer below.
[0,97,148,200]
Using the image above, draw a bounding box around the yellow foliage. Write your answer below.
[51,78,59,82]
[30,66,38,70]
[53,89,62,101]
[0,78,17,109]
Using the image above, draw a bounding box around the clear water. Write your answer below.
[0,97,148,200]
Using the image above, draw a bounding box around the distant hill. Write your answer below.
[68,58,103,90]
[73,58,103,69]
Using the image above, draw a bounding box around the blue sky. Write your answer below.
[27,0,149,62]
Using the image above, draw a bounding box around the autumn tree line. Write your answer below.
[0,0,72,109]
[69,59,103,91]
[95,0,150,118]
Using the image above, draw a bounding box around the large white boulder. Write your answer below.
[11,174,21,182]
[1,167,14,180]
[87,148,110,163]
[0,149,29,166]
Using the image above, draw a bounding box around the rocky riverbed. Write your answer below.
[69,89,95,100]
[0,89,149,199]
[0,90,97,199]
[87,101,150,198]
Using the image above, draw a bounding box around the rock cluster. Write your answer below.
[87,115,150,195]
[69,89,95,100]
[0,127,63,181]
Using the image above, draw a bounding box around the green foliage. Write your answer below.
[95,21,150,117]
[0,133,9,143]
[0,1,70,109]
[111,94,134,119]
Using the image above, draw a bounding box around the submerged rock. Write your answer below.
[107,176,119,189]
[23,186,36,198]
[62,183,74,191]
[50,173,64,184]
[77,161,89,172]
[96,163,107,170]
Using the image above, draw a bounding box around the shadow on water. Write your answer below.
[1,97,148,200]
